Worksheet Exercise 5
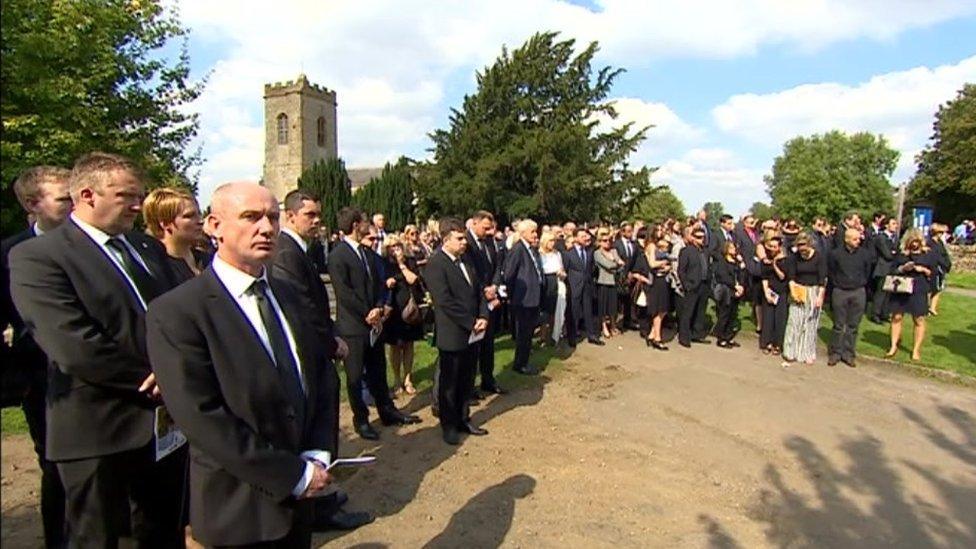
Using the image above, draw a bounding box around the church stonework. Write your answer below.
[262,75,337,200]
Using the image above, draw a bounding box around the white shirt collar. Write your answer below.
[71,212,116,245]
[212,254,267,299]
[32,223,45,236]
[443,249,459,262]
[280,227,308,253]
[343,235,361,251]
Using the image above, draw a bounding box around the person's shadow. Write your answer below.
[422,474,536,548]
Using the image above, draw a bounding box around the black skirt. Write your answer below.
[646,276,671,316]
[542,273,559,316]
[887,275,930,317]
[597,284,618,318]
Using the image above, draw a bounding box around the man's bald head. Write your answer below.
[209,181,273,217]
[844,227,861,249]
[206,182,280,276]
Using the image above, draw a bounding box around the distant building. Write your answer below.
[347,167,383,192]
[262,74,337,200]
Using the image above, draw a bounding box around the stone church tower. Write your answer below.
[262,74,337,200]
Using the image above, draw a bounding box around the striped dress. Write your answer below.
[783,251,828,363]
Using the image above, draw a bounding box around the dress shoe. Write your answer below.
[692,337,710,344]
[431,406,439,418]
[443,429,461,445]
[587,338,605,346]
[652,340,669,351]
[463,423,488,436]
[843,358,857,368]
[727,341,741,348]
[469,391,483,403]
[827,357,838,367]
[355,423,379,440]
[679,341,691,348]
[312,509,375,532]
[481,384,507,395]
[515,366,540,376]
[381,410,421,426]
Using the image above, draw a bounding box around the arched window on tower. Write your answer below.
[276,113,288,144]
[317,116,326,147]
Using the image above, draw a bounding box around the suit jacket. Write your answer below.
[327,240,385,338]
[734,225,758,267]
[146,269,332,545]
[502,240,543,308]
[270,233,337,358]
[678,245,709,292]
[872,231,899,278]
[613,238,638,274]
[425,249,486,352]
[562,244,595,296]
[8,220,177,460]
[1,228,48,406]
[463,230,497,287]
[710,228,733,263]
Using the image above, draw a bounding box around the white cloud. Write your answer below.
[171,0,976,203]
[712,55,976,182]
[654,148,766,215]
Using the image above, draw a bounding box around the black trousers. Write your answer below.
[830,287,866,362]
[678,285,709,345]
[342,335,394,426]
[475,310,498,390]
[567,286,597,343]
[438,346,477,433]
[619,286,634,329]
[871,277,890,319]
[760,297,788,348]
[714,288,737,342]
[213,502,312,548]
[512,305,538,371]
[21,377,68,548]
[314,361,341,520]
[57,442,187,549]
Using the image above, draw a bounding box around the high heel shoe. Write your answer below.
[652,340,669,351]
[645,338,654,347]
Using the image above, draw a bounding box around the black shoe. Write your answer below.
[692,337,710,344]
[716,340,729,348]
[843,358,857,368]
[481,384,507,395]
[463,423,488,436]
[443,429,461,445]
[587,338,605,346]
[355,423,379,440]
[645,339,654,347]
[380,410,421,426]
[827,357,838,367]
[727,341,741,348]
[679,341,691,348]
[515,366,540,376]
[469,391,483,403]
[652,340,669,351]
[869,316,882,324]
[431,406,439,418]
[313,509,375,532]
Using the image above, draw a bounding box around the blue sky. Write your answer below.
[174,0,976,216]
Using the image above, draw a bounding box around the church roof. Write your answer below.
[347,167,383,190]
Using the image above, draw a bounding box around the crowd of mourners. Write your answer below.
[0,154,962,548]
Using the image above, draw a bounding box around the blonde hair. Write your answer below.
[539,231,556,252]
[596,227,611,241]
[13,166,71,210]
[69,151,144,200]
[384,233,403,252]
[900,228,928,253]
[142,187,197,238]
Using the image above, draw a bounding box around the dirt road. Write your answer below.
[3,334,974,548]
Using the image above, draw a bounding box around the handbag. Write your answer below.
[401,294,423,325]
[883,275,914,294]
[789,283,808,304]
[632,281,647,308]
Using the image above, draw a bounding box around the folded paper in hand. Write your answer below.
[468,330,486,344]
[154,406,187,462]
[326,455,377,471]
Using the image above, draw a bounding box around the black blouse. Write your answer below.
[760,257,789,293]
[786,251,827,286]
[713,257,741,288]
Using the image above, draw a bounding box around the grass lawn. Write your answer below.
[1,334,566,438]
[948,271,976,290]
[734,292,976,378]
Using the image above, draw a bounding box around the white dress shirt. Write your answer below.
[71,213,151,310]
[443,249,472,286]
[210,255,325,495]
[280,227,308,253]
[541,251,564,275]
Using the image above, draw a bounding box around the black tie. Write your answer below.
[358,246,372,279]
[578,247,585,266]
[454,258,471,285]
[106,237,157,304]
[480,239,492,265]
[249,280,306,426]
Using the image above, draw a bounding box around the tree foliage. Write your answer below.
[764,131,898,224]
[297,157,352,232]
[908,84,976,225]
[749,201,776,221]
[351,158,415,231]
[632,185,685,223]
[416,32,653,226]
[701,201,725,230]
[1,0,205,236]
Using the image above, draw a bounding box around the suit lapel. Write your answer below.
[64,221,147,312]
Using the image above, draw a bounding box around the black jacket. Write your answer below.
[327,240,386,338]
[463,229,497,287]
[562,244,595,295]
[678,245,709,292]
[1,228,46,406]
[270,232,337,357]
[425,249,486,352]
[502,240,543,308]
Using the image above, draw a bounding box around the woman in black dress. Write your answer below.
[886,229,937,361]
[383,235,425,396]
[713,241,745,349]
[758,235,789,355]
[927,223,952,316]
[631,234,673,350]
[142,187,210,284]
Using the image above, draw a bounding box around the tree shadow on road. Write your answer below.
[422,474,536,548]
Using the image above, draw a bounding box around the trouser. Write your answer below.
[213,501,312,548]
[512,305,538,371]
[871,277,890,319]
[760,295,788,348]
[342,335,395,426]
[437,346,477,433]
[678,285,708,345]
[619,287,634,329]
[57,442,187,549]
[314,361,341,519]
[22,377,68,548]
[829,287,866,361]
[713,287,737,342]
[567,286,597,342]
[475,310,498,390]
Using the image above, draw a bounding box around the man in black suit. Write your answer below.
[270,190,373,532]
[463,211,505,396]
[614,222,638,330]
[328,207,419,441]
[869,217,900,324]
[677,227,710,347]
[425,217,489,445]
[1,166,71,549]
[555,222,576,253]
[502,219,545,375]
[710,215,736,262]
[9,153,185,548]
[146,182,336,547]
[563,227,603,347]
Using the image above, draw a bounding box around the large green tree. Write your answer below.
[632,185,685,223]
[352,158,415,231]
[749,201,776,221]
[764,130,898,224]
[908,84,976,225]
[416,32,653,226]
[701,201,725,231]
[1,0,204,236]
[297,157,352,232]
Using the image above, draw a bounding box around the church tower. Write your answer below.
[262,74,337,200]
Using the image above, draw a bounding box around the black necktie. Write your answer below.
[578,247,585,265]
[357,246,372,279]
[249,280,306,426]
[106,237,157,304]
[454,258,471,285]
[480,239,492,265]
